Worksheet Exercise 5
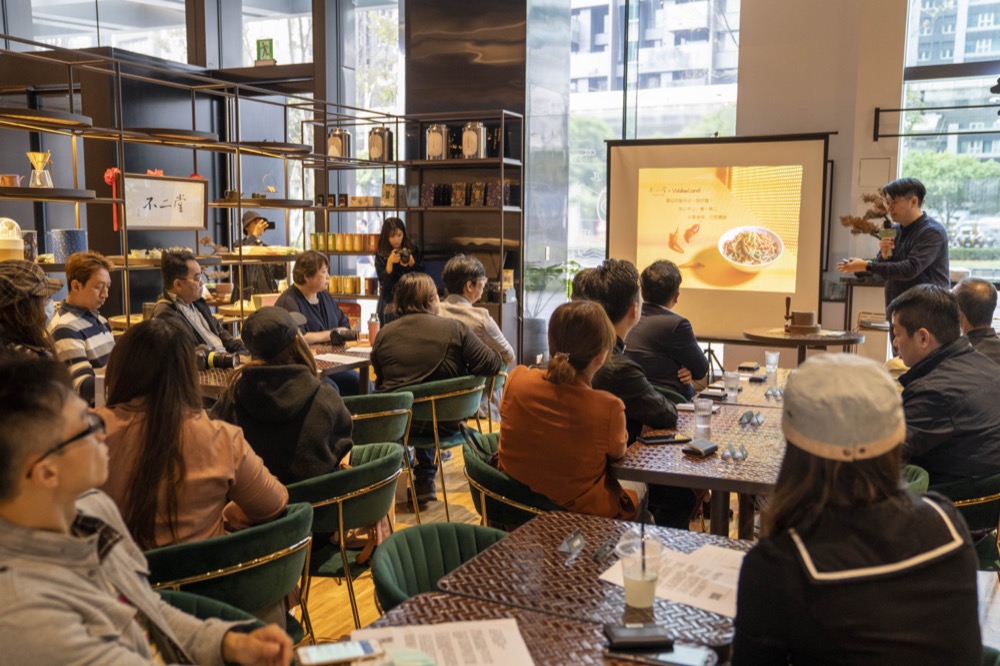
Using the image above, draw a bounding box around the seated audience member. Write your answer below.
[499,300,640,520]
[274,249,360,395]
[211,307,353,484]
[573,259,678,443]
[953,276,1000,365]
[234,209,285,300]
[889,284,1000,484]
[97,319,287,549]
[0,358,292,665]
[625,260,709,400]
[153,250,248,356]
[733,354,979,665]
[438,253,515,418]
[0,259,62,358]
[371,272,502,504]
[49,251,115,404]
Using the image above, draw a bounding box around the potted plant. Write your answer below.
[521,260,580,363]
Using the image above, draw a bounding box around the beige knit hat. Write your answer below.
[782,354,905,461]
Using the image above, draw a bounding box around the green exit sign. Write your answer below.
[256,38,274,62]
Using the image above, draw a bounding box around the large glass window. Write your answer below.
[899,0,1000,280]
[242,1,312,66]
[29,0,186,61]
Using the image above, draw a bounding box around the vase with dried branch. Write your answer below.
[839,190,890,239]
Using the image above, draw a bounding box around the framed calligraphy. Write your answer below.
[123,174,208,230]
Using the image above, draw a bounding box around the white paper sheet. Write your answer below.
[352,619,535,666]
[599,544,746,617]
[315,353,366,365]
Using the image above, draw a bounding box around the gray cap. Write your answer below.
[242,306,307,359]
[782,354,905,462]
[0,260,63,308]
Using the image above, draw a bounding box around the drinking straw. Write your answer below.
[641,519,646,575]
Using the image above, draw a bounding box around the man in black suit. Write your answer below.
[625,260,709,400]
[953,277,1000,366]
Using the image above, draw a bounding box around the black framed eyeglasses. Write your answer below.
[27,412,106,478]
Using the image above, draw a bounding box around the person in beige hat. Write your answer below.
[0,259,63,359]
[732,353,980,665]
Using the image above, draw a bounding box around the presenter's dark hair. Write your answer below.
[160,250,197,290]
[546,300,616,385]
[953,278,998,329]
[293,250,329,286]
[641,260,682,305]
[442,254,486,295]
[105,318,201,549]
[588,259,640,325]
[882,177,926,206]
[887,284,960,346]
[0,358,71,501]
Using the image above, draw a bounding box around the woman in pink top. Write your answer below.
[97,319,287,550]
[499,300,639,520]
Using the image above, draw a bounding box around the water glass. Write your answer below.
[724,371,740,402]
[616,537,664,609]
[765,350,780,383]
[693,398,713,441]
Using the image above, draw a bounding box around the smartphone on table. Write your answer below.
[296,640,384,665]
[604,643,718,665]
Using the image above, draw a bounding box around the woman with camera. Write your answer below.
[97,318,287,550]
[211,307,354,485]
[275,250,362,395]
[374,217,423,324]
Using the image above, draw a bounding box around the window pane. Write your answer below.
[242,2,312,66]
[30,0,187,62]
[906,0,1000,66]
[900,77,1000,278]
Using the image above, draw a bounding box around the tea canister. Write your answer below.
[462,122,488,159]
[425,124,448,160]
[327,128,352,158]
[368,126,394,162]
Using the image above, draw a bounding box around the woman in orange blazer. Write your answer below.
[499,300,639,520]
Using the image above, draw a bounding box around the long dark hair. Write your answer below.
[545,300,615,385]
[762,444,906,538]
[0,295,55,354]
[377,217,415,258]
[105,319,202,549]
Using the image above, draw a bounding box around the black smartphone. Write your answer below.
[604,645,718,666]
[637,434,692,445]
[748,374,767,383]
[682,441,718,458]
[603,624,674,650]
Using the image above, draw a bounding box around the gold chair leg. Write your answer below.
[298,543,316,644]
[339,507,361,629]
[432,401,451,522]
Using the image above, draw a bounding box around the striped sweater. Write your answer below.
[49,302,115,404]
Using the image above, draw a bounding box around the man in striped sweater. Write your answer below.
[49,252,115,405]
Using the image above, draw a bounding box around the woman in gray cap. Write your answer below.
[732,353,980,664]
[0,259,63,358]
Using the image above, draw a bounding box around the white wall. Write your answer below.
[736,0,908,297]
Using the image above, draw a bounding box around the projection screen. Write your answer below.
[607,134,829,340]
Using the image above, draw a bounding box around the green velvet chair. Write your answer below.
[371,523,508,613]
[342,391,420,523]
[286,442,403,629]
[652,383,689,405]
[157,589,265,630]
[145,502,313,644]
[903,464,930,494]
[929,472,1000,571]
[984,645,1000,666]
[396,375,487,522]
[463,431,566,530]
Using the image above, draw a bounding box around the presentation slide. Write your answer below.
[637,166,803,294]
[608,135,828,341]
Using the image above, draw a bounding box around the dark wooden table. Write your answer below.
[705,368,789,409]
[370,592,638,666]
[615,406,786,539]
[742,327,865,364]
[436,512,751,649]
[199,344,371,397]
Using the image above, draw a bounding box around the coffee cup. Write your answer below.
[0,174,23,187]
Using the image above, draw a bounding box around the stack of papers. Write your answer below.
[353,619,534,666]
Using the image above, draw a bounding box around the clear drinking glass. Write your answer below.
[616,537,663,609]
[724,370,740,402]
[693,398,713,441]
[765,350,780,385]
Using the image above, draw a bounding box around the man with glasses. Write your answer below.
[153,250,248,355]
[0,358,292,665]
[837,177,950,314]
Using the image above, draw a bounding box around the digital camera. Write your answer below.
[398,247,411,264]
